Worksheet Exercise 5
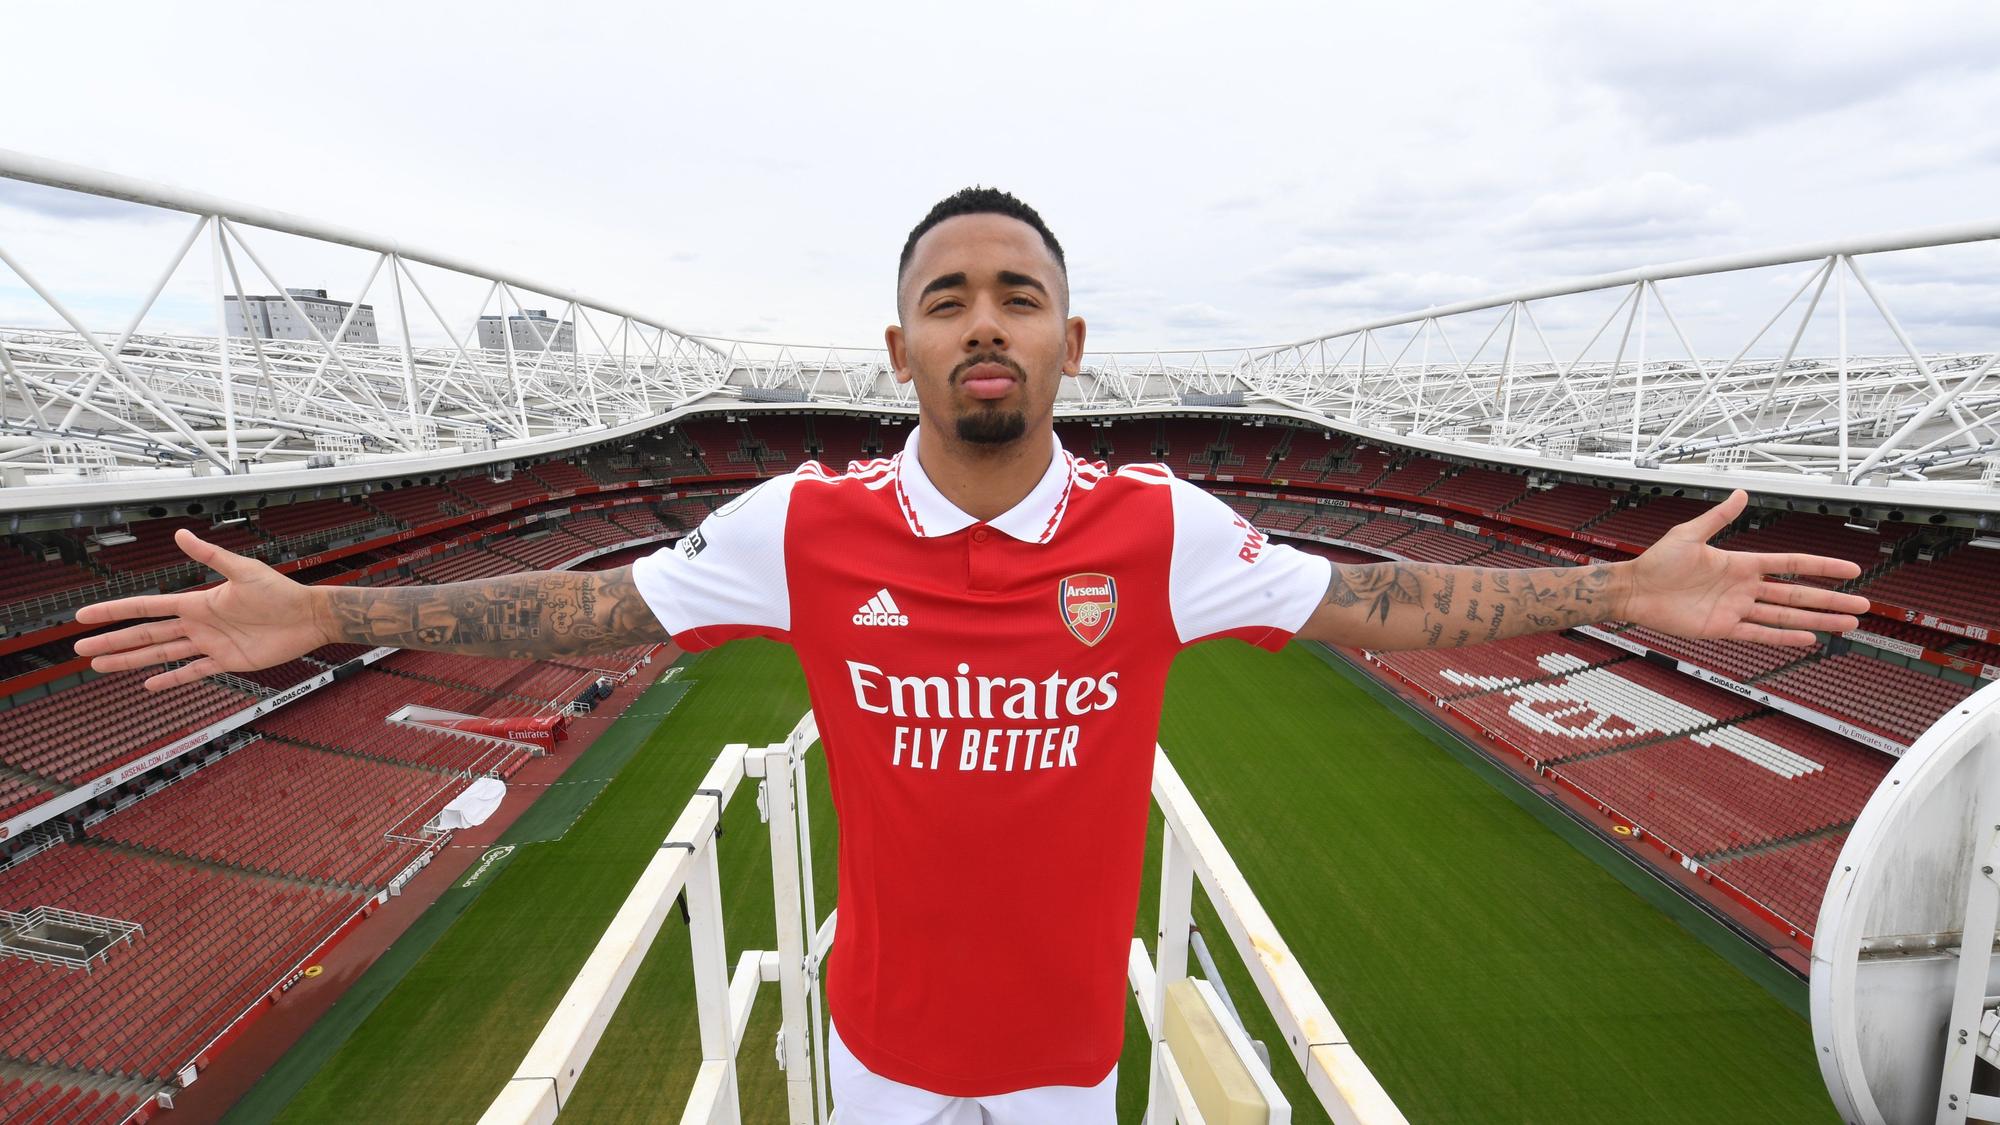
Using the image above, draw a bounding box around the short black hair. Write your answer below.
[897,186,1067,299]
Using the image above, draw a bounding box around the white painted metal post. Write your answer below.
[1146,748,1407,1125]
[480,748,742,1124]
[684,834,743,1125]
[790,748,832,1125]
[389,254,422,429]
[498,285,526,439]
[1936,866,1997,1122]
[1148,822,1196,1125]
[763,745,816,1124]
[1837,257,1850,475]
[1631,282,1649,456]
[207,217,240,470]
[1935,760,2000,1125]
[1416,321,1431,433]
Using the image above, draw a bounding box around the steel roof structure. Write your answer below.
[3,147,1999,514]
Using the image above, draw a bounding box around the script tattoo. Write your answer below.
[1315,560,1623,649]
[322,566,666,658]
[1430,572,1456,616]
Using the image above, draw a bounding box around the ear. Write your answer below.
[1062,315,1086,378]
[885,322,911,384]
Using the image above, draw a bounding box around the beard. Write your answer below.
[955,405,1028,446]
[947,352,1032,446]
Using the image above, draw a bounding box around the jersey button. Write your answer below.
[972,527,991,543]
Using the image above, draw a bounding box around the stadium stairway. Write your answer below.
[0,1062,155,1125]
[373,656,597,711]
[1699,820,1855,867]
[82,836,379,900]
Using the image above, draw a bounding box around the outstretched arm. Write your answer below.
[1294,490,1871,650]
[316,567,663,658]
[74,529,666,691]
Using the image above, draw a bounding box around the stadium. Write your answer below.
[0,145,1997,1125]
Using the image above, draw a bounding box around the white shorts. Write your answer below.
[827,1019,1118,1125]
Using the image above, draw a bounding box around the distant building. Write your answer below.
[225,288,378,344]
[477,309,575,353]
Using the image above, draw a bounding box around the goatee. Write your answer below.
[956,409,1027,446]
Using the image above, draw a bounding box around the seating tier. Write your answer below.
[0,845,362,1079]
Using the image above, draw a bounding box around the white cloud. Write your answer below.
[1252,245,1377,289]
[1503,172,1742,251]
[1550,0,2000,140]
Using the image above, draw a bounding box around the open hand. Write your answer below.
[72,530,332,691]
[1620,490,1871,646]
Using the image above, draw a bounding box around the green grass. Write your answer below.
[1126,643,1832,1123]
[248,638,1836,1123]
[264,643,819,1123]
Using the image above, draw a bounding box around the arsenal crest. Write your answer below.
[1058,573,1118,647]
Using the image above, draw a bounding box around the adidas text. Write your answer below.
[853,589,910,627]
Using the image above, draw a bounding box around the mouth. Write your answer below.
[959,361,1019,401]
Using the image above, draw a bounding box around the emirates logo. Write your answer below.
[1058,573,1118,647]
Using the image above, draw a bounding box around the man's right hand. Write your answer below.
[73,529,332,692]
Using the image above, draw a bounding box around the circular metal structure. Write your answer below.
[1813,677,2000,1123]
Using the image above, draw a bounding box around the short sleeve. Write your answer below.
[1168,477,1332,650]
[630,474,797,651]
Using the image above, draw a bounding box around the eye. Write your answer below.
[928,299,961,314]
[1008,296,1038,307]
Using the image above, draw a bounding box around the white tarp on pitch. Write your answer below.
[436,777,506,830]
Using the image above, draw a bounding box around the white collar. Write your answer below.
[891,424,1077,543]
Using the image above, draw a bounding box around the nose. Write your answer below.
[963,297,1006,353]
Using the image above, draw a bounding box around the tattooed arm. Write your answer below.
[317,567,665,658]
[1296,560,1629,649]
[1294,490,1870,650]
[74,528,666,691]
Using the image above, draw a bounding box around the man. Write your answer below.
[74,187,1869,1124]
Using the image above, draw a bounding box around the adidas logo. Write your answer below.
[852,589,910,627]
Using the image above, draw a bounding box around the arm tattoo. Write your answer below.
[1323,564,1425,625]
[320,565,667,658]
[1320,560,1623,648]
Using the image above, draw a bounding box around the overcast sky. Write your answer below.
[2,0,1998,356]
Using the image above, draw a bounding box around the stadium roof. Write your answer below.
[2,147,1998,514]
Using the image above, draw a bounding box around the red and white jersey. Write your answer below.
[633,425,1331,1095]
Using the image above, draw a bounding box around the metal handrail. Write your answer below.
[480,715,1404,1124]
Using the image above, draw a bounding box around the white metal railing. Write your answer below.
[480,718,1404,1124]
[0,905,144,971]
[1131,746,1406,1124]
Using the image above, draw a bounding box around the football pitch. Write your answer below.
[235,638,1836,1124]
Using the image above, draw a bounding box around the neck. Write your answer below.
[915,422,1053,523]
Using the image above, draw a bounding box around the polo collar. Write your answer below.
[891,425,1077,544]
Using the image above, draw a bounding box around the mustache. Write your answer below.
[949,353,1027,383]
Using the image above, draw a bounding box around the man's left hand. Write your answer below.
[1618,489,1872,646]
